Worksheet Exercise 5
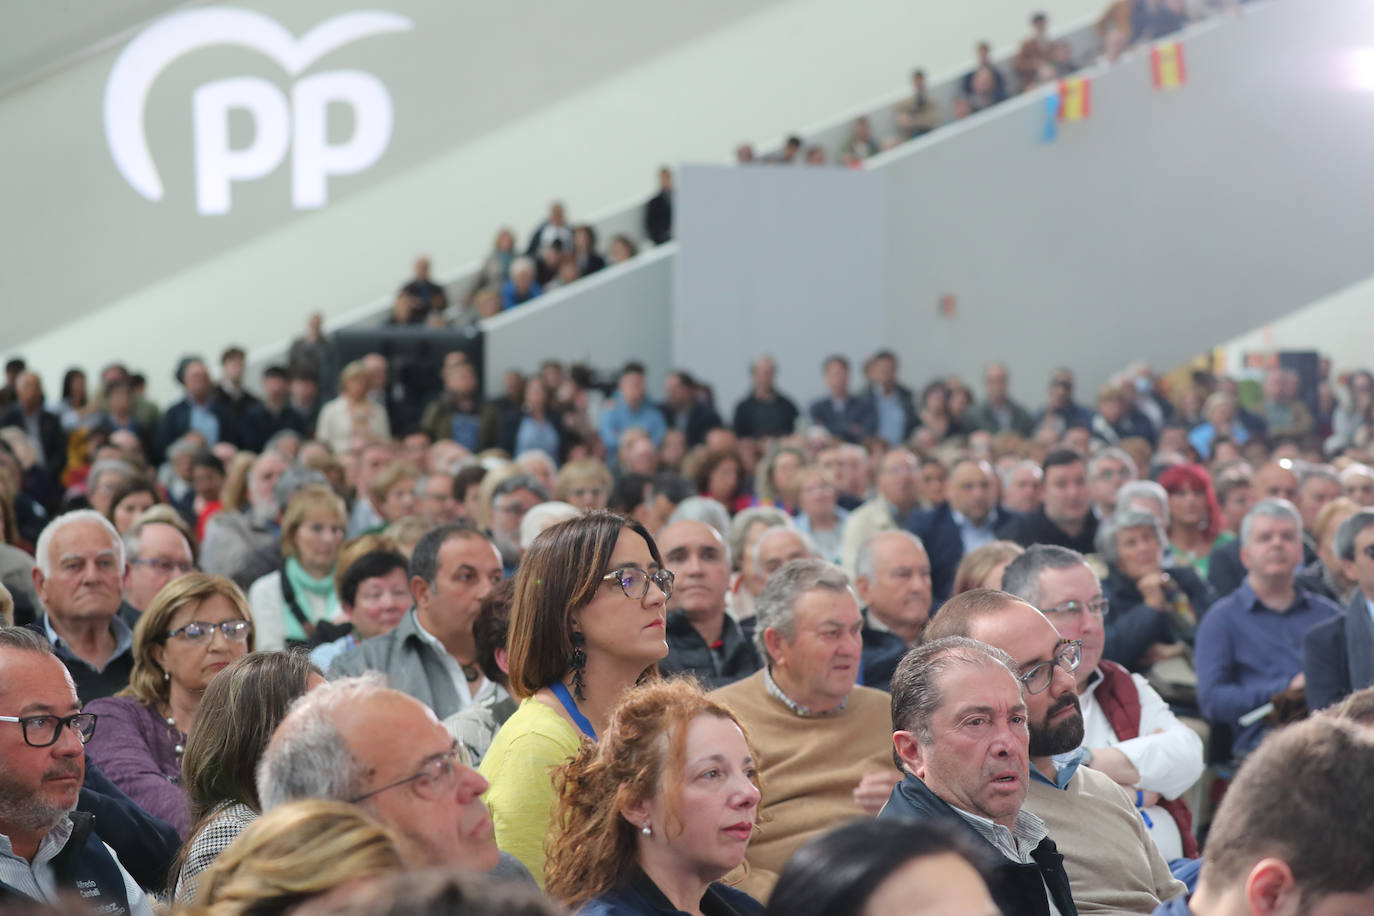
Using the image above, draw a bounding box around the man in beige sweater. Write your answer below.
[927,589,1186,914]
[712,559,898,901]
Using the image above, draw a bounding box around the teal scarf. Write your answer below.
[282,557,341,643]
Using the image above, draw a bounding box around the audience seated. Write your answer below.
[121,508,197,617]
[953,539,1025,595]
[309,545,411,671]
[546,678,763,914]
[852,530,930,688]
[998,449,1099,555]
[840,448,921,577]
[895,68,942,140]
[247,485,346,651]
[808,355,875,444]
[912,458,1017,603]
[1304,509,1374,709]
[733,356,799,441]
[441,578,521,765]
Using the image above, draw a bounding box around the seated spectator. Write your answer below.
[853,530,930,690]
[85,574,252,837]
[645,167,674,245]
[480,511,671,885]
[733,355,800,440]
[840,447,921,576]
[1304,509,1374,709]
[862,350,918,446]
[315,361,390,456]
[1003,546,1205,864]
[171,650,321,902]
[657,519,760,687]
[711,559,897,899]
[526,200,573,256]
[383,290,424,327]
[246,485,345,651]
[1212,468,1253,544]
[156,359,237,459]
[312,869,561,915]
[308,547,410,672]
[1166,717,1374,916]
[515,380,561,461]
[555,457,612,511]
[961,40,1008,103]
[913,458,1017,603]
[487,474,549,573]
[500,256,544,310]
[1196,499,1341,759]
[1088,447,1137,522]
[953,540,1025,595]
[0,627,154,915]
[120,508,197,620]
[419,352,483,453]
[1296,495,1359,605]
[695,447,749,515]
[808,355,875,444]
[1132,0,1189,44]
[1341,462,1374,505]
[607,233,639,265]
[546,678,764,914]
[518,501,582,554]
[1206,462,1312,598]
[331,524,505,719]
[102,477,157,538]
[188,800,404,909]
[600,362,667,454]
[1188,392,1250,461]
[660,369,723,450]
[1012,11,1068,91]
[877,633,1075,916]
[572,224,607,276]
[1000,460,1044,514]
[924,590,1187,913]
[754,446,804,515]
[793,465,849,565]
[466,228,517,305]
[371,461,421,529]
[85,456,136,518]
[1096,510,1213,672]
[767,819,998,916]
[416,470,461,528]
[896,68,942,140]
[998,449,1099,554]
[401,254,446,319]
[842,116,879,163]
[440,579,520,766]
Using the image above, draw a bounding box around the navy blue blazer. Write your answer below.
[911,503,1018,603]
[807,395,876,443]
[155,397,239,461]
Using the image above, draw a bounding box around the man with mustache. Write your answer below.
[0,627,153,914]
[927,589,1186,914]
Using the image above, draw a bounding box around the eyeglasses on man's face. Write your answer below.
[1040,597,1109,620]
[0,712,98,748]
[349,743,469,803]
[160,619,253,645]
[1018,640,1082,695]
[602,566,674,601]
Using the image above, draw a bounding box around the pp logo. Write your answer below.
[103,7,413,215]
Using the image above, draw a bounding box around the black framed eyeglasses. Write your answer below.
[1018,640,1082,695]
[1040,598,1109,620]
[349,744,467,803]
[602,567,674,601]
[160,620,253,644]
[0,713,98,748]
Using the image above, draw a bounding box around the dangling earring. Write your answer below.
[641,820,652,837]
[570,632,587,701]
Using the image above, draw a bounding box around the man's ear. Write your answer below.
[1243,857,1299,916]
[893,730,924,777]
[762,628,785,667]
[854,574,873,606]
[409,576,430,610]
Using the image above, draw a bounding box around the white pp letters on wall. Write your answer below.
[103,7,413,215]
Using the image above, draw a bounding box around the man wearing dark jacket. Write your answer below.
[913,458,1018,603]
[1304,510,1374,710]
[644,167,673,245]
[155,357,237,461]
[879,635,1078,916]
[0,371,66,481]
[660,370,723,450]
[809,355,875,444]
[657,520,759,687]
[999,450,1098,554]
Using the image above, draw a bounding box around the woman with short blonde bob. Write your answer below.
[952,540,1025,595]
[480,510,673,885]
[247,484,347,650]
[547,678,763,915]
[85,574,254,836]
[188,800,404,914]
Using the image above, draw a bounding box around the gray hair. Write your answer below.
[1240,498,1303,547]
[727,506,793,572]
[87,458,135,496]
[1088,446,1138,481]
[854,530,926,583]
[0,625,52,654]
[271,464,328,513]
[749,526,821,578]
[998,460,1041,491]
[889,636,1019,769]
[264,429,303,456]
[754,559,850,663]
[509,256,535,278]
[1333,509,1374,562]
[167,436,202,461]
[516,449,557,475]
[1340,463,1374,486]
[492,473,550,504]
[257,673,388,810]
[1096,510,1166,568]
[519,501,582,550]
[666,497,731,544]
[1115,480,1169,526]
[34,510,126,579]
[1298,463,1340,492]
[1000,544,1089,608]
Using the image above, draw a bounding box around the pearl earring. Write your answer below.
[641,821,652,837]
[163,671,170,682]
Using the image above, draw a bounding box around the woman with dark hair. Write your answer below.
[694,448,749,515]
[1327,369,1374,454]
[765,819,998,916]
[172,651,324,902]
[547,678,762,915]
[916,380,952,442]
[106,476,161,535]
[754,446,804,514]
[480,510,673,885]
[54,367,92,431]
[1158,463,1222,577]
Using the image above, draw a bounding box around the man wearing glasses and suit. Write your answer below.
[926,588,1187,915]
[0,627,154,914]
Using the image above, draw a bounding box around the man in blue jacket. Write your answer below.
[1304,509,1374,709]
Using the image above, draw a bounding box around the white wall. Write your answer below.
[5,0,1108,400]
[1221,275,1374,376]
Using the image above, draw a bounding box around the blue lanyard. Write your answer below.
[549,681,597,741]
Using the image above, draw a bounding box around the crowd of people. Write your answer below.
[2,325,1373,915]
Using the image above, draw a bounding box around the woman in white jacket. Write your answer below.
[248,484,347,650]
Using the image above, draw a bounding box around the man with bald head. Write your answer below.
[1205,462,1314,597]
[658,519,760,687]
[913,458,1018,602]
[927,589,1186,914]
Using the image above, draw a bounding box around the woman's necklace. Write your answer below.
[160,705,188,757]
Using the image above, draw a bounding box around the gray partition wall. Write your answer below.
[674,0,1374,408]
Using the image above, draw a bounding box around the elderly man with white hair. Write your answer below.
[517,501,580,553]
[29,510,134,699]
[84,458,136,518]
[199,451,288,584]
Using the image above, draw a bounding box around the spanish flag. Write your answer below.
[1151,42,1187,90]
[1057,77,1091,121]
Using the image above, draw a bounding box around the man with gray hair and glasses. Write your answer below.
[0,627,153,914]
[878,630,1078,916]
[711,558,897,900]
[1304,508,1374,709]
[1196,499,1341,759]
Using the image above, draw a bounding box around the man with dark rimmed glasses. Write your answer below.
[925,588,1186,914]
[0,627,153,914]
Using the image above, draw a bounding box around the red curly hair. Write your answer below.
[1159,463,1223,542]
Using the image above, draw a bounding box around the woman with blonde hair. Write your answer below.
[315,360,391,455]
[188,800,404,914]
[247,484,347,650]
[556,458,613,511]
[480,510,673,885]
[547,678,762,915]
[85,573,254,835]
[754,446,805,513]
[951,540,1025,595]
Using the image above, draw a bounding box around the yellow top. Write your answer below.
[479,695,583,887]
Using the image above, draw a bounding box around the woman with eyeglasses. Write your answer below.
[547,678,763,915]
[85,573,254,836]
[480,510,673,886]
[247,484,347,651]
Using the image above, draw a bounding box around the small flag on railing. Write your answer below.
[1151,41,1187,89]
[1058,77,1091,121]
[1042,92,1060,142]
